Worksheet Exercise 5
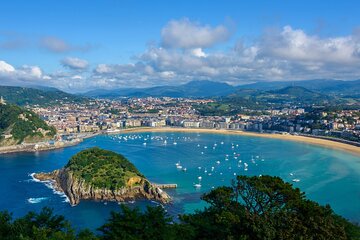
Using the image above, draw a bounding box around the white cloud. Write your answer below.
[3,23,360,91]
[61,57,89,70]
[0,60,46,87]
[0,60,15,73]
[161,18,231,49]
[71,75,83,79]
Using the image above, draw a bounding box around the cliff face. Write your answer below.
[34,169,171,206]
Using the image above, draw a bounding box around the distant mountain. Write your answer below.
[238,86,337,103]
[84,80,236,98]
[0,86,89,106]
[84,79,360,99]
[238,79,360,96]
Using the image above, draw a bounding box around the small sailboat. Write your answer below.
[194,177,202,188]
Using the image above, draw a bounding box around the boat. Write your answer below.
[182,167,187,172]
[176,165,183,169]
[216,161,220,164]
[173,142,177,145]
[194,176,202,188]
[292,179,300,182]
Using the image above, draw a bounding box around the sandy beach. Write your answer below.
[116,127,360,156]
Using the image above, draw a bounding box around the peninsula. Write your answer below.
[34,147,172,206]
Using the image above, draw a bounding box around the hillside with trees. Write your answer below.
[0,86,88,106]
[0,103,56,146]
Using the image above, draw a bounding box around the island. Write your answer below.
[34,147,173,206]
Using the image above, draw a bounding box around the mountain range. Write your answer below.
[0,79,359,107]
[83,79,360,99]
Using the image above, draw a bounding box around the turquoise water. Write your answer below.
[0,132,359,231]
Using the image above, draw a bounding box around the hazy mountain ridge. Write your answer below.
[0,85,89,106]
[83,79,360,99]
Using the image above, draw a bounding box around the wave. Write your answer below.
[28,173,41,182]
[27,197,48,204]
[28,173,70,203]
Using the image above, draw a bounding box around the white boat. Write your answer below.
[216,161,220,164]
[173,142,177,145]
[194,176,202,188]
[175,161,180,166]
[176,165,183,169]
[292,179,300,182]
[143,142,147,145]
[182,168,187,172]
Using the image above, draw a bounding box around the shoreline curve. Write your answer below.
[112,127,360,156]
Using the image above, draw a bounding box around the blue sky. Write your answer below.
[1,0,360,92]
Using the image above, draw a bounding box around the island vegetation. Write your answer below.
[34,147,171,206]
[0,103,56,146]
[65,147,144,189]
[1,175,359,239]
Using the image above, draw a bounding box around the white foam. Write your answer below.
[29,173,41,182]
[29,173,70,203]
[27,197,48,204]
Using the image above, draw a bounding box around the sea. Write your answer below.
[0,132,359,231]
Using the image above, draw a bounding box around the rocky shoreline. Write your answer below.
[34,169,172,206]
[0,139,82,154]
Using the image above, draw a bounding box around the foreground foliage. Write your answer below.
[0,175,359,239]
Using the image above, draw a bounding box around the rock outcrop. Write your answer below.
[34,169,172,206]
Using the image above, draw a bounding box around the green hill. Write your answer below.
[34,147,171,205]
[66,147,144,189]
[0,85,88,106]
[0,103,56,146]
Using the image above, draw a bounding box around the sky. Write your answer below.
[1,0,360,92]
